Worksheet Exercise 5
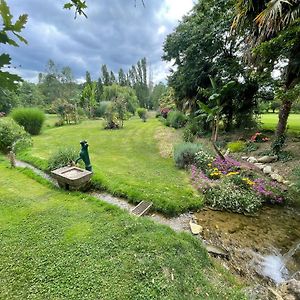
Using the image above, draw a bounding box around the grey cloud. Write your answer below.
[3,0,184,83]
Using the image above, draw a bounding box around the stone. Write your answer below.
[254,163,266,170]
[270,173,284,183]
[263,166,273,174]
[189,220,203,235]
[283,180,290,185]
[257,155,278,163]
[241,156,248,161]
[247,156,258,163]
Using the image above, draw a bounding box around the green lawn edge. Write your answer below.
[0,157,245,299]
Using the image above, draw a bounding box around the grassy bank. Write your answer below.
[19,117,202,216]
[0,158,244,299]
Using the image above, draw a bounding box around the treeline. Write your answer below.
[0,57,167,117]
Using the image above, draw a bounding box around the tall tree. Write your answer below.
[232,0,300,151]
[95,77,103,102]
[110,71,116,84]
[118,68,127,86]
[101,64,111,86]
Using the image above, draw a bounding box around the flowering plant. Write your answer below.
[160,108,171,119]
[250,132,270,143]
[211,156,241,175]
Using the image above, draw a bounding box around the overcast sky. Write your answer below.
[4,0,195,84]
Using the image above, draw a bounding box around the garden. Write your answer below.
[1,0,300,299]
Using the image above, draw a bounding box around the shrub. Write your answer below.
[11,107,45,135]
[194,148,214,171]
[205,180,262,214]
[174,143,203,169]
[94,101,110,118]
[167,111,187,129]
[137,108,147,122]
[227,141,246,153]
[183,126,195,142]
[160,108,171,119]
[0,118,31,153]
[48,147,79,171]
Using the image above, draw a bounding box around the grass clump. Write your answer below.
[47,147,78,171]
[227,141,246,153]
[137,108,148,122]
[166,111,187,129]
[11,107,45,135]
[174,142,203,169]
[0,118,31,153]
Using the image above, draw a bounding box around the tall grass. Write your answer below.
[11,107,45,135]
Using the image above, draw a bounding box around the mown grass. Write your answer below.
[19,117,202,216]
[0,158,245,299]
[261,113,300,133]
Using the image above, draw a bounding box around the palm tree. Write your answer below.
[232,0,300,152]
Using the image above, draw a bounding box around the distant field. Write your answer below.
[261,113,300,133]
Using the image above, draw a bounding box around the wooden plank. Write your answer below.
[131,201,153,217]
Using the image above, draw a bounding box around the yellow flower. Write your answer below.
[226,171,239,176]
[242,177,254,185]
[207,163,212,167]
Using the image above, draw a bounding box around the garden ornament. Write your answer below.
[75,140,92,172]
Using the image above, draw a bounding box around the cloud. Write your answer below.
[3,0,194,84]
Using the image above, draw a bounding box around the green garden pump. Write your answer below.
[75,140,92,172]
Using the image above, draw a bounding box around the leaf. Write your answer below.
[0,70,22,90]
[13,33,28,44]
[0,53,10,67]
[0,0,13,26]
[0,32,9,44]
[14,14,28,32]
[64,3,73,9]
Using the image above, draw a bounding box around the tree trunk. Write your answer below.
[275,99,292,139]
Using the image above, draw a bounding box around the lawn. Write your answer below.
[261,113,300,133]
[19,117,202,216]
[0,158,244,299]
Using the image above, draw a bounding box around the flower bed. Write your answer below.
[190,149,287,214]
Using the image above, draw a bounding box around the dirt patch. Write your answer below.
[154,126,181,158]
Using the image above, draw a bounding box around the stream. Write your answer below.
[15,160,300,299]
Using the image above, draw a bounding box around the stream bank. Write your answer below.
[14,159,300,299]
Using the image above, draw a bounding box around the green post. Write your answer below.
[75,140,92,172]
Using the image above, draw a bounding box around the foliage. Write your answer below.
[81,81,97,118]
[52,99,78,125]
[11,107,45,135]
[205,180,262,214]
[250,132,270,142]
[227,141,246,153]
[94,101,110,118]
[0,118,31,153]
[159,87,176,110]
[245,141,259,153]
[183,126,195,142]
[160,108,171,119]
[292,167,300,192]
[271,133,286,154]
[150,82,167,109]
[166,111,187,129]
[174,142,203,169]
[0,0,28,90]
[47,147,78,171]
[103,102,120,129]
[194,148,214,171]
[137,108,147,122]
[102,84,138,114]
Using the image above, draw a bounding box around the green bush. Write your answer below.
[0,118,31,153]
[136,108,147,122]
[227,141,246,153]
[167,111,187,129]
[94,101,110,118]
[48,147,79,171]
[11,107,45,135]
[183,126,195,142]
[174,142,203,169]
[205,180,262,214]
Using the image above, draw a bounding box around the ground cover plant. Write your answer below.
[0,158,245,299]
[189,147,288,214]
[19,116,201,216]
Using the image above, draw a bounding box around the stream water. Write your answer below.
[195,206,300,287]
